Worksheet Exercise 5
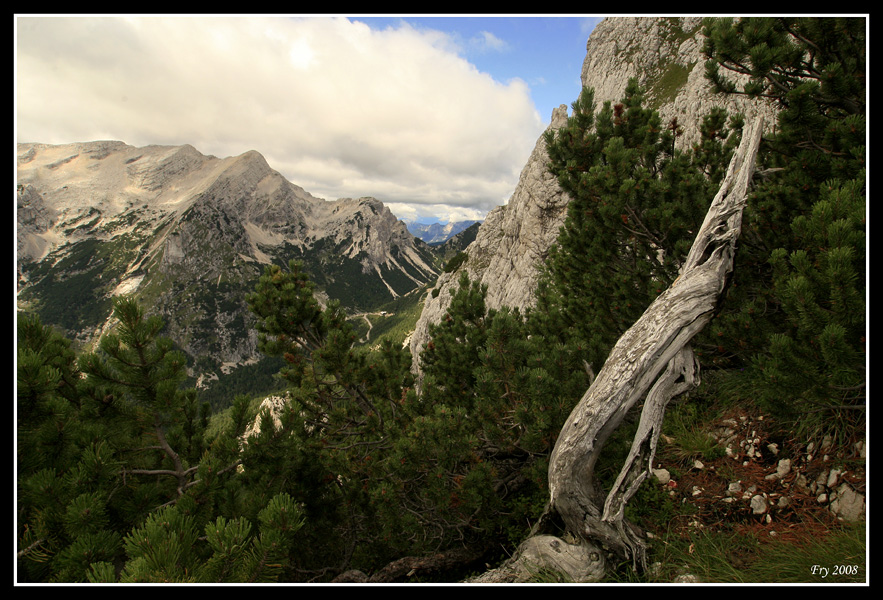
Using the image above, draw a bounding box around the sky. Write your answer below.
[15,14,603,224]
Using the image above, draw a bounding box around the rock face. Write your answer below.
[409,16,779,369]
[17,141,438,390]
[579,17,776,149]
[409,104,570,363]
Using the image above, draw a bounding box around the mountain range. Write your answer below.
[406,220,482,245]
[16,140,450,403]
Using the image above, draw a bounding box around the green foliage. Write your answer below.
[408,272,591,554]
[649,522,865,583]
[17,313,129,582]
[292,237,419,310]
[661,399,728,464]
[622,475,680,532]
[442,250,468,273]
[17,238,125,333]
[197,355,286,412]
[540,78,741,370]
[106,494,304,583]
[17,313,85,473]
[702,17,866,440]
[703,17,865,120]
[239,264,591,573]
[17,303,246,583]
[242,259,420,571]
[79,297,212,482]
[352,286,429,348]
[420,272,491,406]
[751,173,866,441]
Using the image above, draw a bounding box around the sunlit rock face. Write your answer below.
[409,16,778,372]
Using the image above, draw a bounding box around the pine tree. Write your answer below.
[17,313,86,473]
[540,79,741,370]
[18,300,306,582]
[246,259,397,431]
[17,314,126,582]
[85,493,304,583]
[27,296,238,582]
[243,263,593,574]
[400,273,593,555]
[245,259,419,574]
[78,297,211,507]
[702,17,866,439]
[419,271,492,409]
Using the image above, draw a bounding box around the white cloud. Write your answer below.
[16,16,544,222]
[474,30,509,52]
[386,202,488,225]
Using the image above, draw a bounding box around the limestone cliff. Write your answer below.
[409,104,570,362]
[409,16,779,369]
[579,17,776,149]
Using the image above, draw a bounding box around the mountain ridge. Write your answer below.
[17,140,440,403]
[406,219,482,245]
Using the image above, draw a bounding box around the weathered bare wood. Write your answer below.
[472,118,764,582]
[602,344,698,525]
[546,116,764,571]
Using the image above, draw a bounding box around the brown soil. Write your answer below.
[646,406,866,545]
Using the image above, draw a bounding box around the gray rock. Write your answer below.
[829,483,865,522]
[776,458,792,479]
[409,104,571,367]
[652,468,671,485]
[854,439,866,459]
[579,18,777,152]
[409,17,779,374]
[750,494,768,514]
[826,468,842,488]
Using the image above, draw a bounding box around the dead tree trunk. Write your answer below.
[470,117,764,583]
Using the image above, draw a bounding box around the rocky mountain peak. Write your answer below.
[407,220,483,245]
[409,17,779,370]
[17,141,439,396]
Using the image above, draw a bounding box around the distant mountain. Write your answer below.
[17,141,440,405]
[435,222,481,264]
[406,220,482,245]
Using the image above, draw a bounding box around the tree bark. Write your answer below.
[332,545,487,583]
[473,117,764,582]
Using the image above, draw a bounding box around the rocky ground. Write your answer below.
[642,405,866,582]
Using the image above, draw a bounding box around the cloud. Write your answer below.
[473,30,509,53]
[16,16,544,222]
[385,202,487,225]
